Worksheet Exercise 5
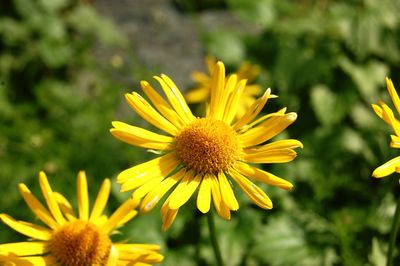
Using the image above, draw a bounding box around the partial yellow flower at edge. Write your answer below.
[372,77,400,178]
[110,61,303,230]
[185,55,262,119]
[0,171,163,266]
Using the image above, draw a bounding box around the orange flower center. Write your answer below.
[175,118,241,174]
[51,220,111,266]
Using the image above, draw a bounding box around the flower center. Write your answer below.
[175,118,241,174]
[51,220,112,266]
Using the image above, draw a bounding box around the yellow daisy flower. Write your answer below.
[185,55,262,118]
[111,61,302,230]
[372,77,400,178]
[0,171,163,266]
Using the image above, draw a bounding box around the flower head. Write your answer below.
[372,77,400,178]
[186,55,262,118]
[0,171,163,265]
[111,61,302,230]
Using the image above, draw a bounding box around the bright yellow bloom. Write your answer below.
[186,55,262,118]
[111,61,302,230]
[0,171,163,266]
[372,78,400,178]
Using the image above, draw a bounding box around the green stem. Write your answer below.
[207,209,224,266]
[387,191,400,266]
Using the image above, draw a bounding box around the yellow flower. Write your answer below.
[111,61,302,230]
[372,77,400,178]
[0,171,163,266]
[186,55,262,118]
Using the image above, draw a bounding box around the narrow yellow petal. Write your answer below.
[106,245,118,266]
[233,88,273,130]
[141,80,186,128]
[132,176,164,200]
[239,112,297,147]
[210,174,231,220]
[154,75,195,124]
[372,156,400,178]
[0,242,49,256]
[243,148,298,164]
[115,243,161,252]
[118,153,179,191]
[185,86,210,103]
[371,103,383,119]
[197,174,212,214]
[54,192,76,221]
[90,179,111,221]
[245,139,304,152]
[218,172,239,211]
[209,61,226,119]
[18,184,59,230]
[38,172,66,225]
[229,169,273,209]
[168,172,202,210]
[103,199,138,234]
[239,108,286,133]
[140,169,186,213]
[386,77,400,115]
[161,203,179,231]
[77,171,89,221]
[6,256,57,266]
[0,214,52,240]
[234,161,293,190]
[391,134,400,148]
[222,79,246,124]
[381,104,400,136]
[110,121,173,150]
[125,92,179,135]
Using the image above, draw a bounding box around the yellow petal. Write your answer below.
[115,243,161,252]
[233,88,273,130]
[76,171,89,221]
[3,256,57,266]
[167,172,202,210]
[125,92,179,135]
[140,169,186,213]
[210,174,231,220]
[154,75,195,124]
[386,77,400,115]
[0,214,52,240]
[218,172,239,211]
[18,184,59,230]
[239,112,297,147]
[103,199,138,234]
[110,121,173,150]
[118,153,179,191]
[185,86,210,103]
[209,61,226,119]
[161,203,179,231]
[105,245,118,266]
[141,80,186,129]
[0,242,49,256]
[245,139,303,152]
[391,135,400,148]
[132,176,164,200]
[372,156,400,178]
[222,79,246,124]
[371,103,383,120]
[38,172,66,225]
[243,148,298,164]
[234,161,293,190]
[54,192,76,221]
[381,104,400,136]
[239,108,286,133]
[229,169,273,209]
[197,174,212,214]
[90,178,111,221]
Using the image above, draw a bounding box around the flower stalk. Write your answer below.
[387,189,400,266]
[207,209,224,266]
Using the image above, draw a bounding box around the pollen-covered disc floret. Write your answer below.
[52,220,111,266]
[175,118,241,174]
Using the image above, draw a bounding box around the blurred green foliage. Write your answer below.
[2,0,400,265]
